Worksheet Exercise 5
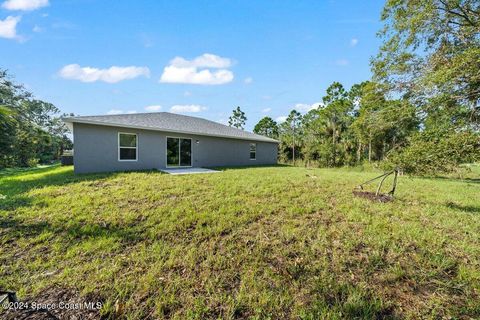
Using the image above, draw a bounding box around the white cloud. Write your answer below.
[161,67,233,85]
[335,59,349,66]
[184,91,192,96]
[262,107,271,113]
[107,109,123,115]
[160,53,234,85]
[59,64,150,83]
[294,102,322,113]
[126,110,137,114]
[350,38,359,47]
[276,116,287,123]
[169,104,207,113]
[144,105,162,111]
[2,0,49,11]
[0,16,20,39]
[244,77,253,84]
[169,53,232,68]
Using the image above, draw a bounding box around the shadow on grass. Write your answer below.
[0,165,119,211]
[0,214,143,244]
[0,163,63,178]
[446,202,480,214]
[461,177,480,184]
[418,175,480,185]
[0,165,166,211]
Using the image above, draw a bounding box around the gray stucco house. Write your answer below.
[63,112,279,174]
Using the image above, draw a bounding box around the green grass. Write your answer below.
[1,164,479,319]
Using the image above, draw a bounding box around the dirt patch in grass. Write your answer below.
[352,190,394,202]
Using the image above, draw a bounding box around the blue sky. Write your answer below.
[0,0,384,130]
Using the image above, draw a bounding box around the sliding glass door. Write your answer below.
[167,138,180,166]
[179,138,192,166]
[166,137,191,167]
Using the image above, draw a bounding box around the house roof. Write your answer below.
[63,112,279,143]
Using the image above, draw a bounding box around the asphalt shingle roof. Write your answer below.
[63,112,279,143]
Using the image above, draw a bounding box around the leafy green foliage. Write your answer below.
[264,1,479,175]
[368,0,480,175]
[0,105,17,163]
[385,129,480,174]
[253,116,278,138]
[0,69,72,168]
[273,81,418,168]
[228,106,247,129]
[278,110,303,162]
[372,0,480,128]
[314,82,354,166]
[351,82,418,162]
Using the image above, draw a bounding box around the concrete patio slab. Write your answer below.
[160,167,221,175]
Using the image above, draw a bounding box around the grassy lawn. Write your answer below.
[1,165,479,319]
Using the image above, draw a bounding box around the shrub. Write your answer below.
[26,158,39,168]
[383,129,480,175]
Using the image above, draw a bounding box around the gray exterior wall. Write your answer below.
[73,123,278,174]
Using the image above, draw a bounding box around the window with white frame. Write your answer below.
[118,133,137,161]
[249,143,256,160]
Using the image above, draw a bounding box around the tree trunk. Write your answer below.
[368,139,372,163]
[292,143,295,165]
[382,140,386,160]
[356,142,362,164]
[292,124,296,166]
[332,125,336,166]
[292,127,295,166]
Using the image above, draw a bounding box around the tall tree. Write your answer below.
[279,110,303,164]
[300,109,322,165]
[319,82,354,166]
[350,82,386,162]
[228,106,247,129]
[371,0,480,174]
[372,0,480,128]
[300,82,360,167]
[253,117,279,138]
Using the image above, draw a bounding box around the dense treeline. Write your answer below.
[0,70,72,169]
[253,0,480,175]
[253,80,479,174]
